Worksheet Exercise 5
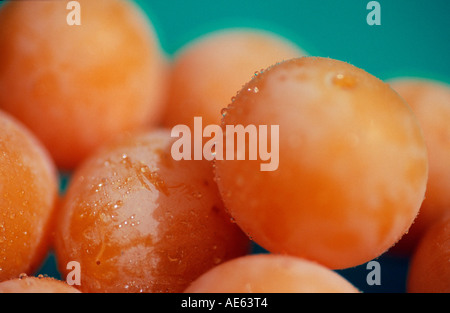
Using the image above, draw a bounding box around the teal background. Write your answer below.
[33,0,449,293]
[137,0,450,83]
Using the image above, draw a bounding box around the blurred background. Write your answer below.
[36,0,449,293]
[141,0,450,83]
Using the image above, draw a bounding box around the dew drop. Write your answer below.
[221,107,228,117]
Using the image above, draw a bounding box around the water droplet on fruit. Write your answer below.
[113,200,123,209]
[221,108,228,117]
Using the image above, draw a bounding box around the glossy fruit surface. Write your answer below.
[55,130,249,293]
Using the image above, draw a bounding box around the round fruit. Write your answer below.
[163,29,304,128]
[185,254,359,293]
[407,214,450,293]
[215,57,428,269]
[55,130,249,293]
[0,111,58,281]
[0,0,168,170]
[389,78,450,254]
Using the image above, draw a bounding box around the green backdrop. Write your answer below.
[137,0,450,83]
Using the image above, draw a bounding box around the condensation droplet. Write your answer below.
[18,273,27,279]
[221,107,228,117]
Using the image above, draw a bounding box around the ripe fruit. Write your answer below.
[0,111,58,281]
[215,57,428,269]
[55,130,249,293]
[0,0,168,170]
[389,78,450,254]
[407,214,450,293]
[163,29,304,128]
[185,254,359,293]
